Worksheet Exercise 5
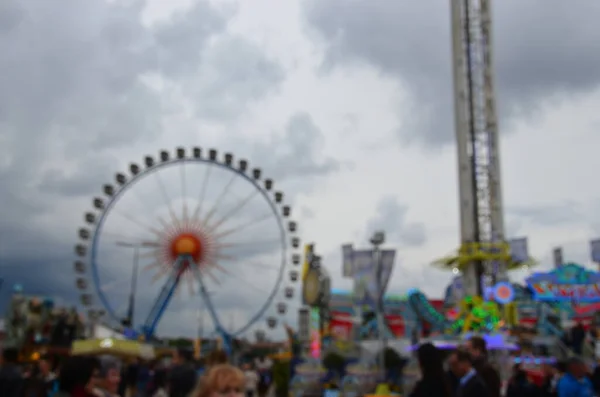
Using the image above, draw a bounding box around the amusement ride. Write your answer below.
[73,147,302,353]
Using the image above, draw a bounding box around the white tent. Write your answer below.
[94,324,125,340]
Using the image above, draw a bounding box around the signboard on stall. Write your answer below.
[341,244,396,308]
[526,263,600,302]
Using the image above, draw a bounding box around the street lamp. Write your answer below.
[116,241,158,328]
[369,231,386,380]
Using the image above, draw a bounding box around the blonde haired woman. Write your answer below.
[193,364,244,397]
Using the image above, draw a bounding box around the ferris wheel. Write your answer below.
[73,147,301,351]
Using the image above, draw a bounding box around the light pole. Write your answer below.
[369,231,386,380]
[116,241,158,329]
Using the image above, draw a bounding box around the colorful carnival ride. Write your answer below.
[299,238,600,357]
[326,262,600,342]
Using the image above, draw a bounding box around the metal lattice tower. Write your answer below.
[451,0,506,296]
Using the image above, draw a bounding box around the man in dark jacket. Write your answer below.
[168,348,197,397]
[0,347,24,397]
[466,336,501,397]
[570,322,586,355]
[448,349,489,397]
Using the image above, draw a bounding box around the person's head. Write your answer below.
[555,361,567,375]
[173,348,193,365]
[207,350,228,367]
[567,357,587,379]
[416,343,444,379]
[38,354,52,374]
[153,369,167,389]
[2,347,19,365]
[465,336,487,360]
[448,349,473,378]
[541,363,556,376]
[58,356,100,393]
[242,363,251,371]
[512,363,528,382]
[97,356,122,393]
[193,364,244,397]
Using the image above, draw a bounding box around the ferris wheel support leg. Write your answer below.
[191,263,234,357]
[142,259,184,339]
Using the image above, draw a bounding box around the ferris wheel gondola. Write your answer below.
[73,147,301,351]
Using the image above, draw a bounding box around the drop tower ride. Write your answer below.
[451,0,507,297]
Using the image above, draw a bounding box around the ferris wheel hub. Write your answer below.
[170,233,203,263]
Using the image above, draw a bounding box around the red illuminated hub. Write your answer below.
[169,233,203,267]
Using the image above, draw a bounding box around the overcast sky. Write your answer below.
[1,0,600,338]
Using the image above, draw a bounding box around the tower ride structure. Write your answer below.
[451,0,506,297]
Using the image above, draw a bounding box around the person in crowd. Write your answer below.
[465,336,501,397]
[0,347,24,397]
[505,363,537,397]
[136,361,151,397]
[149,369,167,397]
[557,357,593,397]
[53,356,99,397]
[92,357,122,397]
[570,322,586,356]
[408,343,451,397]
[448,349,489,397]
[191,364,244,397]
[254,356,272,397]
[206,351,228,368]
[588,326,597,352]
[168,348,197,397]
[22,354,58,397]
[539,363,558,397]
[242,363,259,397]
[123,360,138,397]
[591,358,600,396]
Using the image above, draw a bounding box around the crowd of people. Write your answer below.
[0,347,271,397]
[3,335,600,397]
[410,335,599,397]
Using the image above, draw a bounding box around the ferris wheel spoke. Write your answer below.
[205,261,231,277]
[180,163,189,227]
[225,270,268,295]
[114,209,165,238]
[191,164,213,225]
[212,212,274,240]
[100,278,131,293]
[140,248,162,259]
[215,238,281,251]
[150,265,171,284]
[201,173,237,228]
[157,216,180,239]
[153,172,181,231]
[200,267,222,286]
[243,262,280,272]
[101,231,153,246]
[206,189,260,234]
[186,273,195,296]
[142,260,162,272]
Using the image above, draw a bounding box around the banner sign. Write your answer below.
[591,239,600,263]
[342,244,354,277]
[553,247,563,268]
[526,263,600,302]
[508,237,529,263]
[351,249,396,308]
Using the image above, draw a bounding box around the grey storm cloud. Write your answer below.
[303,1,600,148]
[365,196,427,248]
[0,0,336,336]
